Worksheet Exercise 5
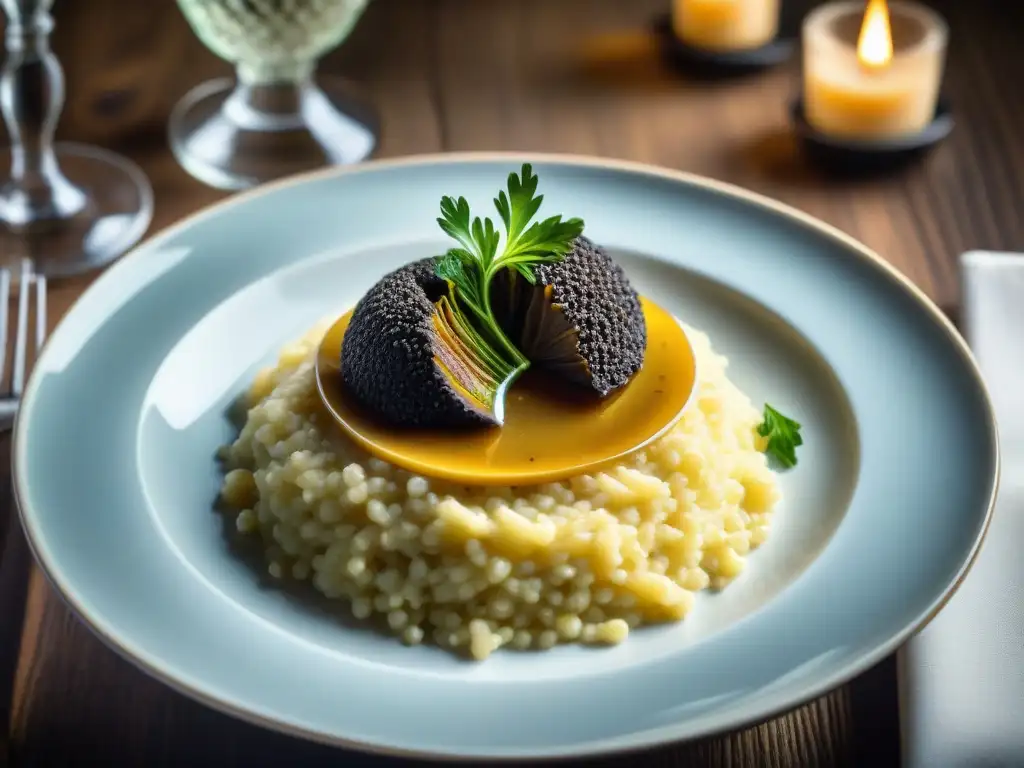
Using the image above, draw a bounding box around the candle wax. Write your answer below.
[672,0,780,52]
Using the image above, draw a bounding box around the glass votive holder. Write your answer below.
[653,0,792,78]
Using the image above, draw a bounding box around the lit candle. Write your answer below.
[672,0,781,52]
[803,0,948,140]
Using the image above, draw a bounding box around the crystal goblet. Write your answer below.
[170,0,378,191]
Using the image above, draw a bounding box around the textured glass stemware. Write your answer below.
[0,0,153,277]
[170,0,378,191]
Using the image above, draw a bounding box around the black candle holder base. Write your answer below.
[789,96,954,175]
[653,13,794,78]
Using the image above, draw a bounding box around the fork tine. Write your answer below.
[11,258,30,398]
[35,273,46,353]
[0,267,8,390]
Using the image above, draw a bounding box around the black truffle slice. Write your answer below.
[341,259,502,428]
[494,236,646,397]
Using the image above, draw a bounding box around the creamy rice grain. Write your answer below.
[218,321,781,660]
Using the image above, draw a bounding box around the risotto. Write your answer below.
[218,321,781,660]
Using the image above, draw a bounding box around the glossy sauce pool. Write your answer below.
[315,297,696,485]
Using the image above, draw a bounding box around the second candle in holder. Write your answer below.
[672,0,781,52]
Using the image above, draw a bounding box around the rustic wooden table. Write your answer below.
[0,0,1020,765]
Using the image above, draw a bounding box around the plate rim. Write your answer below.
[11,151,1000,761]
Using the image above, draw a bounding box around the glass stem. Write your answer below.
[225,60,316,133]
[0,0,86,228]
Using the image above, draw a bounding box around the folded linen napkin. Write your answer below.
[900,251,1023,768]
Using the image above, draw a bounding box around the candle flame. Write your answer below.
[857,0,894,69]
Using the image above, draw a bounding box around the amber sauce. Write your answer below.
[315,297,696,485]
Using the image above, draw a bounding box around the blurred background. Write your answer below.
[5,0,1017,309]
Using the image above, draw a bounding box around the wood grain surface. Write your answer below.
[1,0,1020,765]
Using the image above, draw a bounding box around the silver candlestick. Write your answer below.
[0,0,153,278]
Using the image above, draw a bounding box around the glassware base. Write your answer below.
[0,142,154,279]
[169,76,379,191]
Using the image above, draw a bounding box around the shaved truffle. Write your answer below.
[341,259,497,428]
[496,236,646,396]
[342,237,647,430]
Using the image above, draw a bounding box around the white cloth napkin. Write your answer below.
[900,251,1024,768]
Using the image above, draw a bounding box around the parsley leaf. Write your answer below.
[434,164,585,382]
[757,404,803,469]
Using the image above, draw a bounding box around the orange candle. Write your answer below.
[672,0,781,52]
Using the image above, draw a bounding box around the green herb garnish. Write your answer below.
[757,404,803,469]
[432,164,584,417]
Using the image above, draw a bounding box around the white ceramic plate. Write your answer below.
[13,154,997,761]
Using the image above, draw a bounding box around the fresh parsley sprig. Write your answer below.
[492,167,586,285]
[434,164,585,377]
[757,404,803,469]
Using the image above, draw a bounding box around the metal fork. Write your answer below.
[0,259,46,431]
[0,258,45,764]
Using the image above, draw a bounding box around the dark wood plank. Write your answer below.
[3,0,1022,765]
[0,437,23,768]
